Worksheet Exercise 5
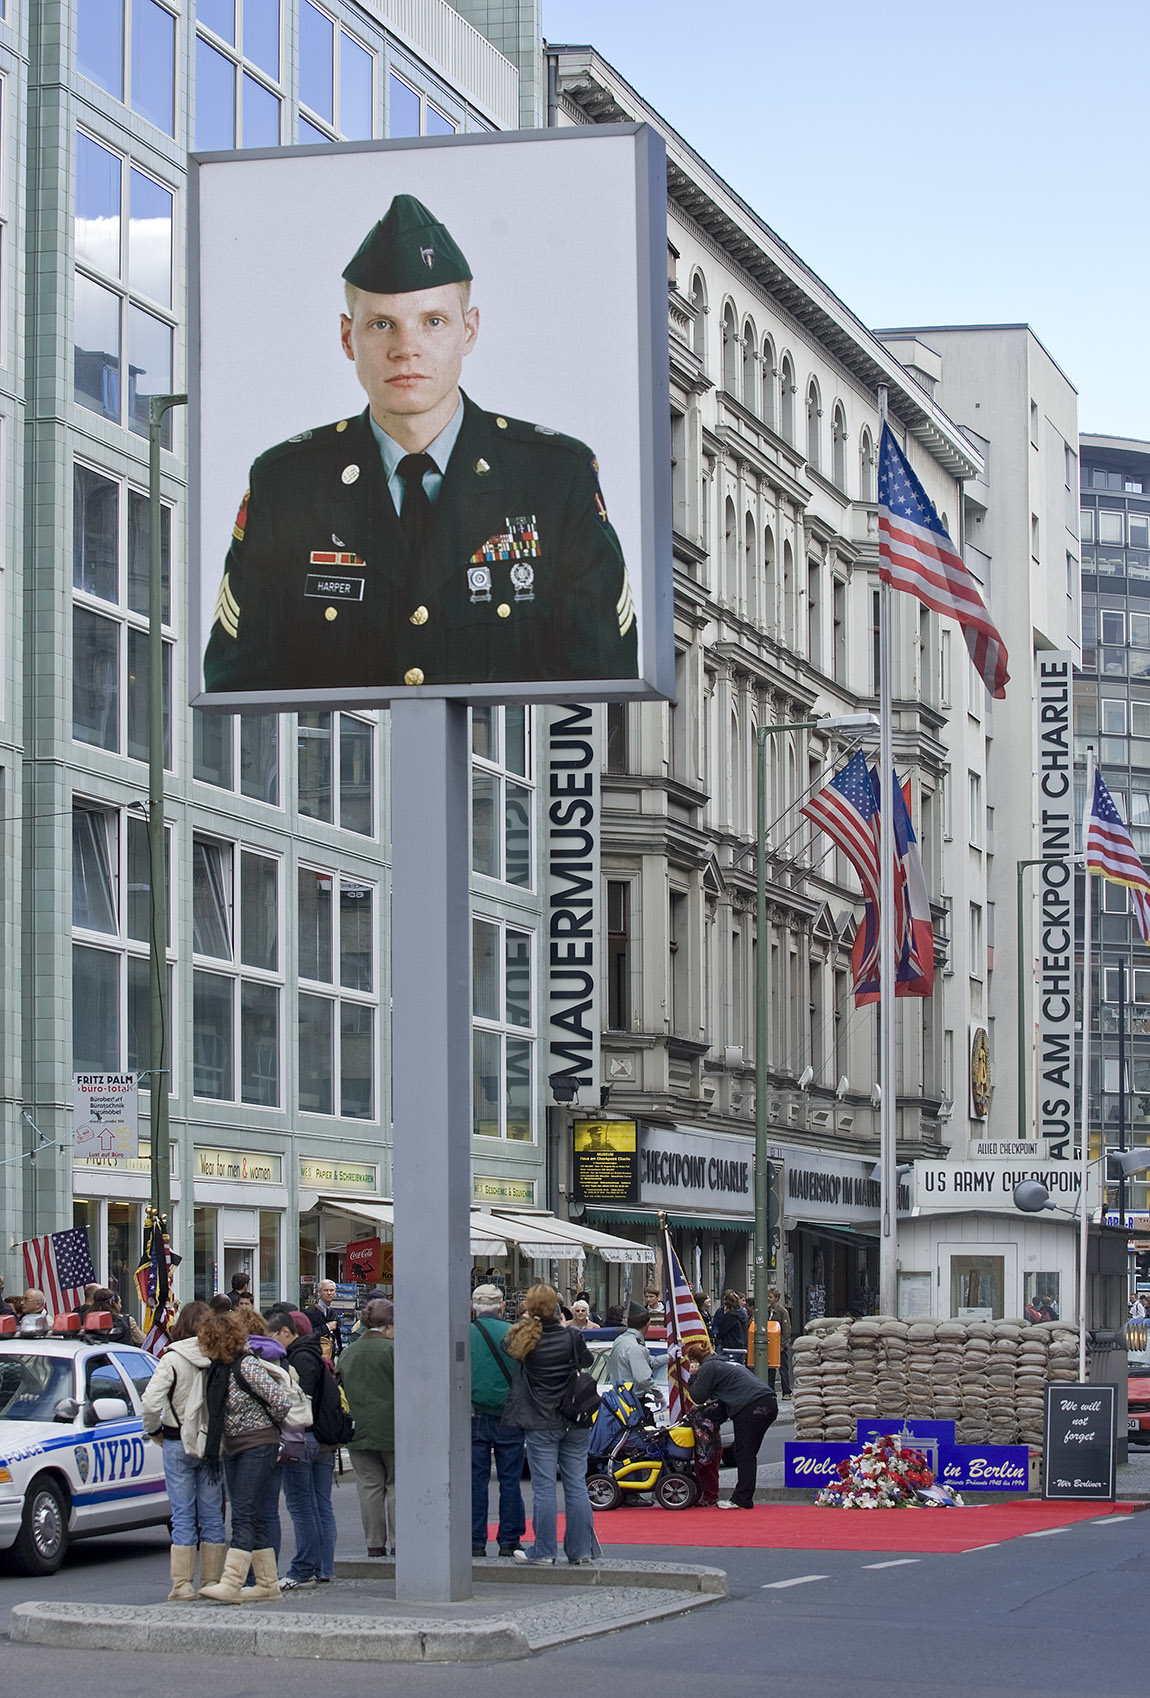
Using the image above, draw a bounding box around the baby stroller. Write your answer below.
[585,1383,701,1510]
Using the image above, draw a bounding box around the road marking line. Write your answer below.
[761,1574,829,1590]
[1023,1527,1069,1537]
[1090,1516,1128,1526]
[962,1543,1001,1552]
[861,1559,921,1570]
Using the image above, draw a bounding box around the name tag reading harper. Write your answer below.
[305,553,365,602]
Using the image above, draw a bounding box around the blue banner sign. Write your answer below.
[784,1417,1030,1494]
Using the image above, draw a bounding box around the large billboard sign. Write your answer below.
[1034,652,1075,1158]
[190,126,672,709]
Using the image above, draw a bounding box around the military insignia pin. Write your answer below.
[510,562,535,602]
[341,465,360,485]
[467,566,492,603]
[232,490,249,543]
[420,245,436,268]
[595,491,609,523]
[507,516,540,559]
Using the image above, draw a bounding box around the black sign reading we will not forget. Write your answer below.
[1042,1384,1116,1501]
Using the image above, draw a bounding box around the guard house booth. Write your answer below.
[901,1159,1103,1323]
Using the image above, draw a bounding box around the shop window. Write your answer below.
[297,712,375,835]
[471,706,532,887]
[196,0,283,148]
[194,1205,219,1300]
[297,866,377,1118]
[72,460,173,761]
[78,0,175,133]
[259,1210,279,1308]
[471,918,534,1141]
[950,1253,1004,1320]
[192,836,282,1105]
[193,711,280,803]
[1023,1273,1061,1320]
[107,1201,142,1319]
[299,1,375,141]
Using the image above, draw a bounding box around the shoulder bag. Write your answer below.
[558,1330,600,1427]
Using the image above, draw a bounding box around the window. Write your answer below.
[298,2,374,141]
[1101,609,1126,646]
[742,317,757,413]
[969,903,983,977]
[806,560,820,665]
[670,890,689,1035]
[1080,508,1095,545]
[1099,511,1124,545]
[72,802,170,1077]
[1102,698,1127,735]
[472,917,533,1140]
[297,712,375,835]
[297,866,376,1118]
[471,706,531,887]
[831,403,847,489]
[689,272,706,362]
[721,302,738,394]
[196,0,284,149]
[72,461,172,763]
[939,629,952,707]
[607,879,631,1030]
[1133,702,1150,738]
[606,703,629,775]
[192,838,282,1105]
[968,771,982,845]
[78,0,175,134]
[1030,399,1039,444]
[670,408,687,533]
[194,711,280,803]
[386,67,454,139]
[859,428,875,502]
[1102,879,1128,915]
[1031,513,1040,560]
[1131,514,1150,551]
[832,578,846,681]
[761,335,776,429]
[780,355,795,443]
[75,135,175,442]
[806,379,821,468]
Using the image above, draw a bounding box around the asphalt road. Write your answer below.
[2,1416,1147,1698]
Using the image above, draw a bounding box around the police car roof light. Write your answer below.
[83,1311,113,1332]
[53,1312,81,1333]
[18,1312,50,1337]
[0,1314,16,1336]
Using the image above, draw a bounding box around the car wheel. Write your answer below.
[586,1472,623,1511]
[654,1471,699,1510]
[14,1476,69,1576]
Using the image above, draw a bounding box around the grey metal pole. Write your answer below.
[753,724,771,1382]
[391,697,472,1602]
[1016,859,1045,1141]
[876,388,898,1320]
[147,393,185,1229]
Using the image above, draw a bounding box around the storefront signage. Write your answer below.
[783,1149,910,1224]
[75,1139,157,1174]
[1042,1384,1116,1500]
[1035,652,1075,1159]
[72,1074,138,1160]
[545,705,600,1095]
[195,1147,282,1184]
[913,1159,1101,1214]
[636,1124,753,1215]
[298,1157,378,1192]
[474,1175,537,1204]
[346,1236,383,1284]
[573,1120,638,1205]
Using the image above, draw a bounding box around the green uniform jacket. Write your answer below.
[336,1330,395,1452]
[204,394,638,693]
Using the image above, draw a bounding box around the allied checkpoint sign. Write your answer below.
[189,125,672,711]
[785,1421,1030,1493]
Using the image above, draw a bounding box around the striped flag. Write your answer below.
[853,774,935,1005]
[22,1226,96,1313]
[878,422,1009,699]
[800,752,881,905]
[662,1226,710,1421]
[1085,769,1150,942]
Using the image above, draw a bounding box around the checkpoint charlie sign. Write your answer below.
[913,1159,1102,1214]
[1035,652,1075,1158]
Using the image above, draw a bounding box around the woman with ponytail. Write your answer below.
[501,1284,596,1566]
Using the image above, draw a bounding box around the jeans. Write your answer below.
[471,1411,526,1550]
[281,1432,337,1580]
[162,1439,226,1546]
[223,1443,280,1550]
[523,1423,594,1563]
[731,1395,778,1507]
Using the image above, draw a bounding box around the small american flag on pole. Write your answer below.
[1085,768,1150,943]
[662,1226,710,1421]
[878,422,1009,699]
[801,751,881,906]
[22,1226,96,1313]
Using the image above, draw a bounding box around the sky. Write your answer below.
[543,0,1147,440]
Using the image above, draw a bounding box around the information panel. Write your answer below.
[573,1118,638,1204]
[1042,1384,1116,1500]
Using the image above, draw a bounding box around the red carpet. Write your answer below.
[502,1501,1142,1555]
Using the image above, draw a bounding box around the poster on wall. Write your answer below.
[573,1118,638,1204]
[72,1074,138,1160]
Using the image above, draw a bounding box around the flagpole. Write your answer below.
[877,388,898,1319]
[1079,749,1094,1383]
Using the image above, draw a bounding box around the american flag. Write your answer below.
[1085,769,1150,942]
[878,422,1009,699]
[662,1227,710,1421]
[22,1226,96,1313]
[801,752,881,906]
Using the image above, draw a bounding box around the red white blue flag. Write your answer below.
[1085,768,1150,943]
[22,1226,96,1313]
[878,422,1009,699]
[662,1228,710,1421]
[800,751,881,906]
[853,774,935,1004]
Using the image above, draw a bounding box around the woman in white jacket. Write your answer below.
[141,1299,226,1600]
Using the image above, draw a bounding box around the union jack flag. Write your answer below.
[1085,769,1150,943]
[662,1228,710,1422]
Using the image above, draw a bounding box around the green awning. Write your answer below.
[586,1208,752,1235]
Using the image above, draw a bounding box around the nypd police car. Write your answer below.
[0,1310,169,1574]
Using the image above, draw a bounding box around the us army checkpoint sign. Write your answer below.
[189,125,672,709]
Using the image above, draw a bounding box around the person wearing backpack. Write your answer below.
[265,1308,351,1588]
[337,1297,396,1557]
[470,1284,526,1559]
[141,1299,227,1601]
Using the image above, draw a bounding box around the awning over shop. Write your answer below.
[313,1197,654,1263]
[587,1208,752,1236]
[316,1195,506,1258]
[488,1211,656,1265]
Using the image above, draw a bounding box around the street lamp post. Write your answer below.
[753,713,878,1382]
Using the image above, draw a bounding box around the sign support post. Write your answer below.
[391,699,472,1602]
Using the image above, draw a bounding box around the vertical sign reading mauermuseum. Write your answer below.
[545,706,600,1097]
[1035,652,1075,1158]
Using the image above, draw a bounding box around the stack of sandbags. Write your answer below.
[790,1332,824,1439]
[875,1318,909,1417]
[817,1320,855,1442]
[1015,1330,1050,1446]
[932,1321,966,1425]
[985,1321,1023,1443]
[957,1322,996,1442]
[905,1322,936,1419]
[847,1318,882,1419]
[1046,1326,1081,1383]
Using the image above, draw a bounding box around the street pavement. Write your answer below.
[2,1405,1148,1696]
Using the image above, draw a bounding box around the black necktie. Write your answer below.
[397,452,434,563]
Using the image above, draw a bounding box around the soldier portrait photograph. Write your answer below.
[192,128,675,704]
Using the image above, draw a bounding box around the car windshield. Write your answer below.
[0,1353,74,1421]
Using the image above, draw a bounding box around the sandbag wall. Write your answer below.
[791,1316,1082,1446]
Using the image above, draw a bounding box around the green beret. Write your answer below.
[342,194,472,294]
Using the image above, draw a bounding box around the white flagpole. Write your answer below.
[877,388,898,1320]
[1078,749,1094,1383]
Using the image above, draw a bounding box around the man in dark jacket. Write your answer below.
[305,1279,344,1357]
[683,1343,777,1510]
[337,1298,395,1556]
[470,1284,525,1559]
[266,1308,338,1587]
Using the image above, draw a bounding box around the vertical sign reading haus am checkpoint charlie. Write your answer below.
[1035,652,1075,1158]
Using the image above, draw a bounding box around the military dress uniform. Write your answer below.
[204,394,637,693]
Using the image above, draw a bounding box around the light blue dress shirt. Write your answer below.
[369,398,465,515]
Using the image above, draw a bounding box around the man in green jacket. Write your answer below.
[337,1297,395,1557]
[470,1283,525,1559]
